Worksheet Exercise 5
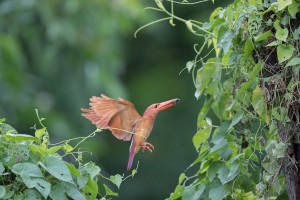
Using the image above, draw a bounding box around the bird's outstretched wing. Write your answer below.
[81,94,141,141]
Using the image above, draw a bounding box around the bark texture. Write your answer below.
[277,121,300,200]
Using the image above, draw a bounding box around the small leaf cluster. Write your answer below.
[143,0,300,199]
[0,117,129,200]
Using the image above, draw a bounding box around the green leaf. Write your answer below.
[227,161,239,182]
[0,123,17,134]
[20,175,51,199]
[272,107,290,123]
[209,184,228,200]
[0,186,5,199]
[219,145,233,160]
[286,57,300,67]
[277,44,294,63]
[217,26,235,54]
[197,98,213,123]
[262,158,277,174]
[278,0,292,10]
[66,163,81,177]
[265,140,277,155]
[206,81,220,99]
[47,146,63,155]
[64,182,85,200]
[186,61,195,72]
[293,27,300,39]
[20,174,36,188]
[110,174,123,189]
[293,65,300,74]
[252,86,269,124]
[32,178,51,199]
[218,165,230,184]
[199,159,212,173]
[12,163,43,178]
[228,111,243,131]
[77,176,88,190]
[254,30,273,42]
[39,155,73,183]
[131,169,137,177]
[24,189,43,200]
[207,161,221,182]
[104,185,118,197]
[182,184,205,200]
[84,162,100,179]
[195,58,220,98]
[49,183,68,200]
[64,143,73,153]
[213,122,229,142]
[0,118,5,123]
[230,153,244,163]
[249,62,263,80]
[5,133,39,143]
[178,173,186,184]
[35,128,46,139]
[28,144,46,155]
[221,49,232,68]
[187,149,209,169]
[212,92,231,120]
[1,189,14,199]
[168,185,184,200]
[275,27,289,41]
[275,142,287,158]
[182,186,196,200]
[243,39,254,58]
[186,20,196,33]
[210,139,227,154]
[288,0,299,17]
[82,177,98,200]
[193,119,212,151]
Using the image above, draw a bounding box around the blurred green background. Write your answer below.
[0,0,225,199]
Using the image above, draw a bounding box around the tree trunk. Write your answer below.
[277,121,300,200]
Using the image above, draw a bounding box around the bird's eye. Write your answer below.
[154,104,158,108]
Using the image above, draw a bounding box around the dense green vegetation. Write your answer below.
[0,113,134,199]
[0,115,136,200]
[144,0,300,199]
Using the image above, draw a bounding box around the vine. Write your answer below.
[138,0,300,199]
[0,111,137,199]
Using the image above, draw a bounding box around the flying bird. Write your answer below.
[81,94,180,170]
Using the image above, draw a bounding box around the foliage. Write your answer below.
[0,111,136,199]
[0,0,144,138]
[140,0,300,199]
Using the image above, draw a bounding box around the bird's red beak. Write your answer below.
[157,98,180,111]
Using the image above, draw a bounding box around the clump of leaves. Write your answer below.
[0,111,135,199]
[138,0,300,199]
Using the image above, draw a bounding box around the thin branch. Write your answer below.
[134,17,171,38]
[167,0,210,5]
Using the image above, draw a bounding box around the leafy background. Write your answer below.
[156,0,300,199]
[0,0,227,199]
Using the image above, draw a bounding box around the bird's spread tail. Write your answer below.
[127,149,135,171]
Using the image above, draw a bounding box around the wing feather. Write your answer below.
[81,94,141,141]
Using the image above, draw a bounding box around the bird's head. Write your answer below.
[143,98,180,118]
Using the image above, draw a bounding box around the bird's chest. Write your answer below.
[134,119,154,139]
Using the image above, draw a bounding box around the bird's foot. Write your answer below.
[141,142,155,153]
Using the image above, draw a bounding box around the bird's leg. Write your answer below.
[141,142,155,153]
